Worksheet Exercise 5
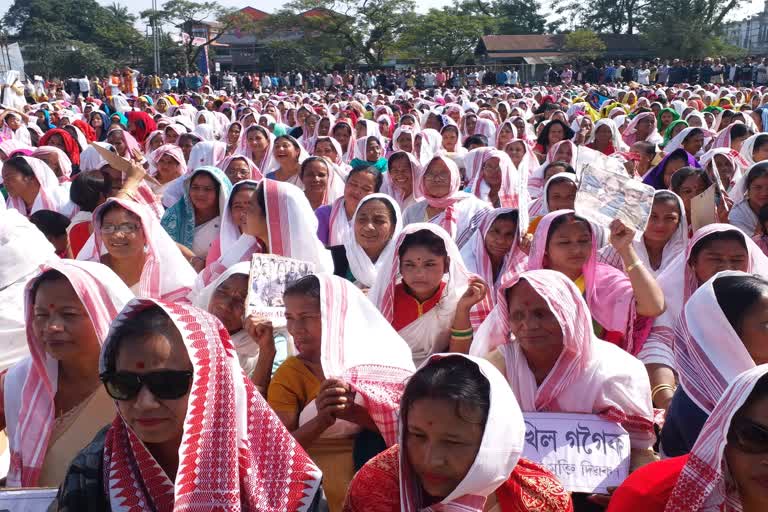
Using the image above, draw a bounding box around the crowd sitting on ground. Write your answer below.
[3,62,768,511]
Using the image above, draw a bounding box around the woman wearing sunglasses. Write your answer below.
[56,299,323,511]
[2,260,132,488]
[609,364,768,511]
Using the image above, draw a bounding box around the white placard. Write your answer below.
[576,163,655,232]
[522,412,630,493]
[0,488,57,512]
[246,254,315,327]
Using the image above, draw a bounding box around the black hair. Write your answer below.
[347,166,383,192]
[713,274,768,337]
[400,355,490,430]
[357,196,397,225]
[388,151,411,168]
[670,166,711,193]
[721,110,735,120]
[103,305,183,373]
[546,212,592,248]
[245,124,270,139]
[29,210,70,239]
[190,170,221,207]
[759,204,768,233]
[274,135,301,155]
[3,155,35,178]
[546,175,577,199]
[746,162,768,191]
[633,141,657,157]
[653,190,683,214]
[226,181,258,213]
[664,148,690,169]
[98,200,140,224]
[441,125,459,136]
[70,170,111,212]
[332,122,351,135]
[754,134,768,154]
[544,161,576,175]
[30,269,68,305]
[731,373,768,426]
[300,156,330,178]
[689,230,747,263]
[398,229,448,259]
[283,274,321,302]
[536,120,575,150]
[493,210,519,226]
[178,133,202,145]
[682,128,704,143]
[254,182,267,214]
[730,123,753,140]
[463,134,488,149]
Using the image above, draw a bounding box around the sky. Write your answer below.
[98,0,765,25]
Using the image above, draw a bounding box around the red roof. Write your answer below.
[239,6,270,20]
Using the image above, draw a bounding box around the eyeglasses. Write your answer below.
[100,222,140,235]
[100,370,193,401]
[424,172,450,183]
[728,417,768,454]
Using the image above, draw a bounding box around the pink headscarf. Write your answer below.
[622,112,663,146]
[529,210,647,355]
[4,156,68,216]
[237,124,277,173]
[99,298,322,511]
[6,260,133,487]
[32,146,73,183]
[151,143,188,176]
[468,149,527,214]
[78,198,196,301]
[218,154,264,181]
[666,364,768,511]
[420,155,471,238]
[381,151,422,209]
[106,127,142,158]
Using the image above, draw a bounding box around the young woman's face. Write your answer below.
[406,398,484,500]
[545,220,592,277]
[397,133,413,153]
[547,124,565,145]
[115,330,192,446]
[504,141,526,166]
[683,132,705,155]
[344,172,378,211]
[209,273,249,334]
[101,207,146,261]
[91,114,103,128]
[644,198,680,244]
[547,180,577,212]
[725,395,768,508]
[388,156,413,195]
[333,126,351,150]
[33,277,99,363]
[301,160,329,195]
[366,138,382,161]
[497,124,515,147]
[227,124,241,145]
[712,155,736,186]
[156,154,182,180]
[314,141,338,161]
[179,137,197,161]
[662,157,687,188]
[484,217,517,260]
[423,160,452,198]
[189,173,218,212]
[594,124,612,144]
[148,136,163,152]
[273,139,298,163]
[354,199,395,259]
[738,293,768,365]
[749,175,768,210]
[399,245,447,301]
[507,279,564,367]
[754,144,768,164]
[677,174,708,215]
[229,188,255,233]
[225,158,251,184]
[481,157,502,188]
[691,239,749,284]
[553,143,572,163]
[442,129,458,150]
[318,118,331,136]
[247,129,269,152]
[285,295,322,363]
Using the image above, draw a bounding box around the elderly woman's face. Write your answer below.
[100,206,146,263]
[507,279,564,371]
[209,273,249,333]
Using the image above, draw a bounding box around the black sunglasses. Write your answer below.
[728,417,768,454]
[100,370,193,401]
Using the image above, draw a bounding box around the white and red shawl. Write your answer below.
[99,298,322,512]
[5,260,133,487]
[4,156,73,217]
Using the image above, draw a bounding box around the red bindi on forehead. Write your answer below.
[135,362,145,369]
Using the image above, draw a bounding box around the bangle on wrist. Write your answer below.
[451,327,473,339]
[626,259,644,273]
[651,383,676,404]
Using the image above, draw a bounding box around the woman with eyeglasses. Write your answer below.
[1,260,132,488]
[55,299,323,511]
[78,198,196,301]
[402,155,491,248]
[608,364,768,511]
[161,166,233,272]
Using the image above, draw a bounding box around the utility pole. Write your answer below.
[152,0,161,75]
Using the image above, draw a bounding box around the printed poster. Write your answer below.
[246,254,315,327]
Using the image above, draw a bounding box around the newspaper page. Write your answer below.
[576,164,655,232]
[0,488,57,512]
[246,254,315,327]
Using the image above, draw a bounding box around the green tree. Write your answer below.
[141,0,257,72]
[457,0,549,34]
[399,8,485,65]
[551,0,649,34]
[641,0,744,58]
[563,29,607,60]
